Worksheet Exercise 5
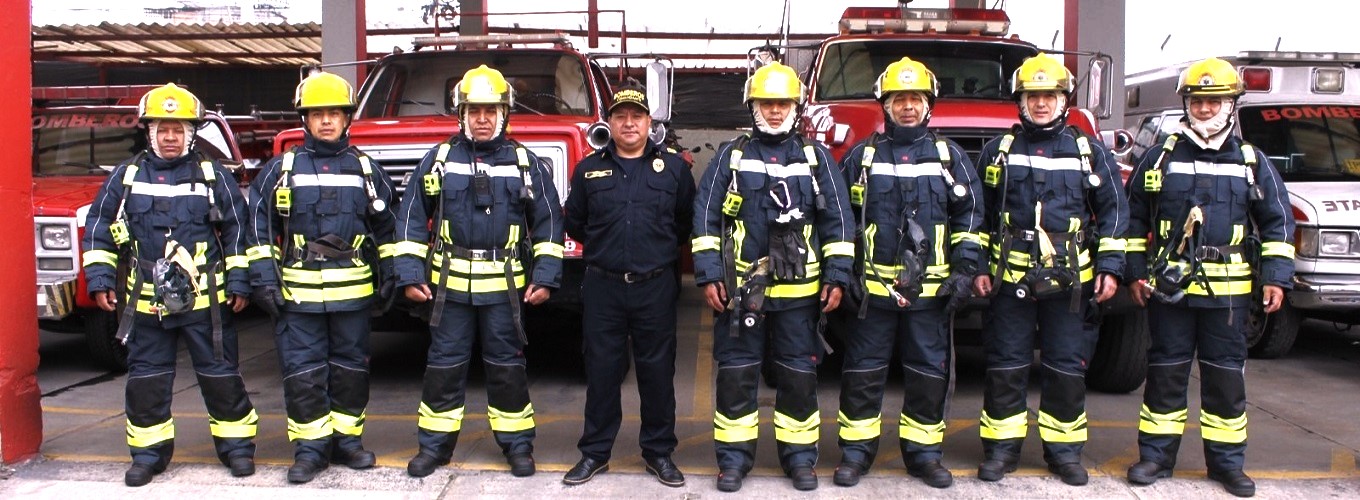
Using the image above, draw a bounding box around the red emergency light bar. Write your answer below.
[839,7,1009,36]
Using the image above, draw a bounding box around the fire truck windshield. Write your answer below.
[1238,104,1360,182]
[815,40,1035,101]
[357,50,594,119]
[32,112,235,176]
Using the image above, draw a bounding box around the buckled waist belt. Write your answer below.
[1193,244,1243,263]
[588,265,667,284]
[1007,227,1085,245]
[447,245,513,261]
[292,234,358,262]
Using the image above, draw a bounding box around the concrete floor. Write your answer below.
[10,278,1360,498]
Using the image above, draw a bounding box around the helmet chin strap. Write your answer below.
[752,106,795,135]
[148,119,195,160]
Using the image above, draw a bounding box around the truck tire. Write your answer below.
[83,309,128,373]
[1247,301,1301,359]
[1087,310,1148,394]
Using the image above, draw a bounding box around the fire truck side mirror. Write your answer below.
[645,59,673,123]
[1085,56,1114,119]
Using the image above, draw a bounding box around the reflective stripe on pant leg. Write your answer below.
[1139,361,1192,435]
[127,418,175,449]
[418,401,465,433]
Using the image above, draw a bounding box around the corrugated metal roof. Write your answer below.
[32,22,322,66]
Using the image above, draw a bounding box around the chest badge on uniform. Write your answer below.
[652,157,664,173]
[584,170,613,179]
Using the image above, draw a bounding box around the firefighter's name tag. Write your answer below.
[585,170,613,179]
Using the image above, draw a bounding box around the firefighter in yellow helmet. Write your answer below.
[972,53,1128,486]
[394,64,564,478]
[832,57,984,489]
[1122,57,1294,498]
[246,71,397,483]
[83,83,259,486]
[692,61,854,492]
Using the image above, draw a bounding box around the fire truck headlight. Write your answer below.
[1313,68,1344,93]
[41,224,71,250]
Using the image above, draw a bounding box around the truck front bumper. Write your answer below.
[1290,274,1360,310]
[38,276,79,320]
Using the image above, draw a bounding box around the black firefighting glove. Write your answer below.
[941,260,978,314]
[252,286,285,319]
[768,220,807,282]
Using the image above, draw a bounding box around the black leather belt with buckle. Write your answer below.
[589,266,667,284]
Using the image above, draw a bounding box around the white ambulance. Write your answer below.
[1124,51,1360,358]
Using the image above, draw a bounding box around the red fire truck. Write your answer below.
[33,85,248,371]
[792,5,1143,392]
[272,32,675,318]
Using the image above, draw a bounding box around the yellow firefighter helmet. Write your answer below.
[1178,57,1244,97]
[874,57,939,100]
[452,64,514,109]
[1011,53,1075,96]
[295,71,356,110]
[743,62,806,105]
[138,83,204,122]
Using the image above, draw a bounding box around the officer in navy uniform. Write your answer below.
[692,62,855,493]
[394,65,564,479]
[832,57,985,490]
[561,86,695,487]
[971,53,1128,486]
[247,71,397,484]
[1123,57,1294,498]
[83,83,258,487]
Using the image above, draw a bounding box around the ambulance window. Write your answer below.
[1238,105,1360,182]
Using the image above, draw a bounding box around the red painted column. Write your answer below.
[0,0,43,465]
